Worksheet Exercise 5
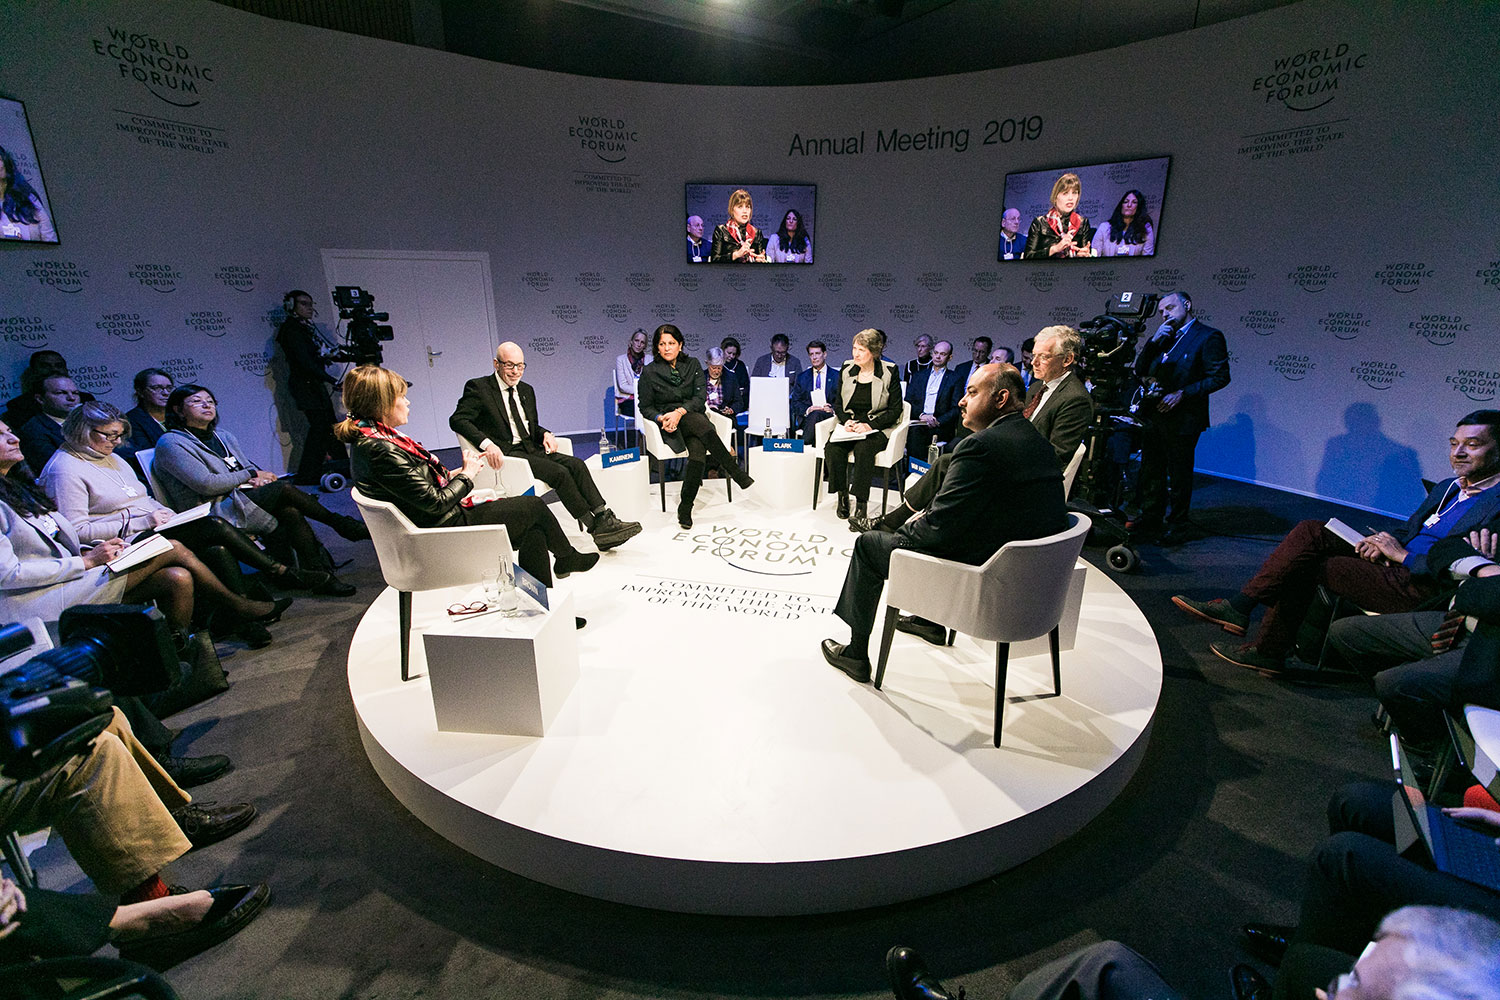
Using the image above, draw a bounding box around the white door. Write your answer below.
[321,249,498,446]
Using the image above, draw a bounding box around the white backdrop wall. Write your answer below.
[3,0,1497,515]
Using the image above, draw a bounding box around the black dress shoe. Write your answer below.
[554,549,600,577]
[234,621,273,649]
[590,510,642,550]
[836,493,851,519]
[896,615,948,646]
[821,639,871,683]
[155,753,232,789]
[252,596,295,624]
[332,514,370,541]
[848,514,881,533]
[886,946,959,1000]
[170,801,257,849]
[677,500,694,529]
[1230,964,1272,1000]
[1241,924,1294,964]
[117,882,271,970]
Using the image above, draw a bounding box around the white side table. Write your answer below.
[753,440,815,509]
[422,589,578,737]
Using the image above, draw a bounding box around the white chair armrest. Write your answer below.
[888,548,990,628]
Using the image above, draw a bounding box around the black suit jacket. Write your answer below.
[1026,371,1094,467]
[276,317,336,409]
[352,436,474,529]
[1454,575,1500,712]
[898,412,1068,564]
[791,364,841,429]
[1133,319,1230,435]
[450,376,549,456]
[19,413,64,473]
[904,367,962,441]
[637,357,708,452]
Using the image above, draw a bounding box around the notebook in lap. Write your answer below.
[1390,733,1500,893]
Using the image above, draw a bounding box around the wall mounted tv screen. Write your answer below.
[0,97,59,244]
[998,156,1169,261]
[685,183,817,265]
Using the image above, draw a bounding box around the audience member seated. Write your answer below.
[1024,325,1094,469]
[340,364,598,594]
[151,385,362,596]
[824,329,904,528]
[903,338,959,461]
[703,348,747,421]
[886,907,1500,1000]
[451,342,641,551]
[1173,410,1500,675]
[903,334,933,383]
[720,337,750,397]
[1235,783,1500,999]
[751,333,804,380]
[614,328,648,418]
[791,340,839,444]
[37,402,297,647]
[2,350,93,430]
[638,324,753,529]
[1325,530,1500,754]
[124,367,174,454]
[0,873,269,972]
[0,706,264,968]
[822,363,1066,681]
[17,374,79,473]
[1,419,285,640]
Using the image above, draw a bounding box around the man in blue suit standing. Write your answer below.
[1130,291,1230,543]
[790,340,839,443]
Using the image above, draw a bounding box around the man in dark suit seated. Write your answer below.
[1174,410,1500,675]
[451,342,642,550]
[790,340,840,443]
[903,339,960,460]
[2,350,95,429]
[1024,325,1094,472]
[751,333,804,380]
[822,363,1068,682]
[1323,530,1500,753]
[850,329,1093,534]
[18,374,81,472]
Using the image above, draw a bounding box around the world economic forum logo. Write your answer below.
[91,27,216,108]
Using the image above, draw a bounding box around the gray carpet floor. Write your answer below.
[26,470,1408,1000]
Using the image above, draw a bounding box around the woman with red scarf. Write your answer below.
[335,366,597,590]
[709,188,768,263]
[1023,173,1095,259]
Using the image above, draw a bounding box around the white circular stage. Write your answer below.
[348,483,1162,915]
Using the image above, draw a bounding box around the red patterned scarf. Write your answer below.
[1046,209,1086,256]
[354,419,471,505]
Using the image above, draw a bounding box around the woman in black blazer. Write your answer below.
[337,366,597,588]
[1023,172,1095,259]
[826,328,904,524]
[637,324,752,528]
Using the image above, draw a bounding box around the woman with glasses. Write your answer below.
[151,385,364,596]
[125,368,174,453]
[37,402,298,645]
[6,415,284,637]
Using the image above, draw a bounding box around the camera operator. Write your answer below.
[1129,291,1229,544]
[276,290,344,487]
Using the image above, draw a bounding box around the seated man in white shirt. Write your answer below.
[791,341,841,444]
[903,340,960,460]
[751,334,804,380]
[451,342,642,550]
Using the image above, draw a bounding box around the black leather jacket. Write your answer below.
[351,436,472,528]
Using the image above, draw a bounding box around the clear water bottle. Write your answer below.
[599,430,611,455]
[764,418,773,440]
[927,442,940,466]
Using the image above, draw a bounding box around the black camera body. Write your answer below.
[1077,291,1159,419]
[0,605,178,781]
[328,285,394,366]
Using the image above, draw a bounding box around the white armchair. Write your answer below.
[351,487,513,682]
[638,410,736,512]
[136,448,168,502]
[1062,441,1088,498]
[873,511,1092,747]
[812,401,913,514]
